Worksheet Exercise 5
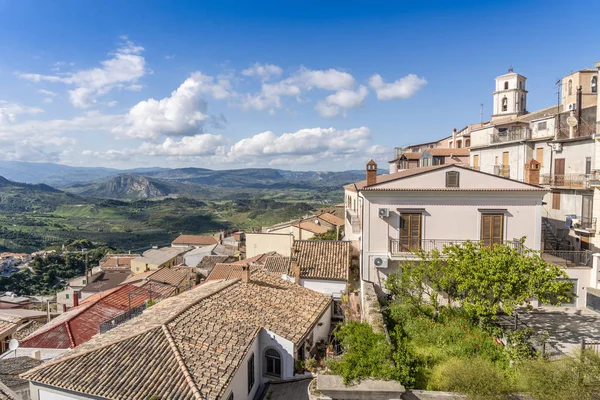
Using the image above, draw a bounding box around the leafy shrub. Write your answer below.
[327,322,396,384]
[429,357,510,399]
[518,351,600,400]
[305,357,318,372]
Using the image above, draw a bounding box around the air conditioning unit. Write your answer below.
[371,256,388,269]
[572,218,581,227]
[568,103,577,111]
[551,143,563,152]
[378,208,389,218]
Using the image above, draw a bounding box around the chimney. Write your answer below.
[115,255,119,267]
[366,160,377,186]
[73,291,79,307]
[291,260,301,284]
[62,304,67,313]
[241,265,250,284]
[31,350,41,360]
[452,128,457,148]
[524,159,541,185]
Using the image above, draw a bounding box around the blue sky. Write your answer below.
[0,0,597,170]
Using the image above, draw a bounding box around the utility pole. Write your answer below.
[480,104,484,123]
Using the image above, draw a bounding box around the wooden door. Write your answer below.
[473,155,479,170]
[481,214,503,247]
[502,152,509,177]
[536,148,544,168]
[399,214,421,252]
[554,158,565,186]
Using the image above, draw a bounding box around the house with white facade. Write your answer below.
[23,269,332,400]
[345,161,553,298]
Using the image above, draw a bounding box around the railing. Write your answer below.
[581,338,600,355]
[490,127,529,144]
[99,303,147,334]
[556,121,595,140]
[389,238,523,256]
[493,164,510,178]
[542,250,593,267]
[345,209,361,233]
[540,173,593,189]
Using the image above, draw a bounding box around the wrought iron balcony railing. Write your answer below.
[389,238,523,256]
[490,127,529,144]
[540,174,593,189]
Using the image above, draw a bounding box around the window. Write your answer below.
[552,192,561,210]
[592,76,598,94]
[248,353,255,393]
[226,393,234,400]
[473,155,479,170]
[446,171,460,187]
[481,214,504,247]
[456,140,462,148]
[586,157,592,175]
[82,279,86,285]
[520,95,524,111]
[399,213,421,252]
[504,81,509,90]
[65,293,70,299]
[568,79,573,96]
[537,121,547,131]
[502,97,508,112]
[465,138,470,147]
[518,81,522,89]
[265,348,282,377]
[536,148,544,168]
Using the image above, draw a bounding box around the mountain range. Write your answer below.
[0,161,374,200]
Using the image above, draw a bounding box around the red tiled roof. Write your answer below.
[317,212,344,227]
[99,254,139,268]
[20,285,160,349]
[171,235,218,246]
[293,221,329,234]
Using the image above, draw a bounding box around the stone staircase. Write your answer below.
[542,219,572,251]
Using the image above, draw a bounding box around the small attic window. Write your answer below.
[446,171,460,188]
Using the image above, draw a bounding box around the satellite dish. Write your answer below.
[567,115,578,127]
[8,339,19,351]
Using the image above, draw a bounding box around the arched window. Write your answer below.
[592,76,598,94]
[504,81,509,90]
[465,138,471,147]
[502,97,508,112]
[568,79,573,96]
[265,348,282,377]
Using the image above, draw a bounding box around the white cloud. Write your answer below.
[228,126,372,165]
[314,102,341,118]
[315,86,368,118]
[242,63,283,81]
[242,81,301,111]
[113,72,230,140]
[291,67,355,91]
[0,101,44,124]
[43,98,53,104]
[0,111,122,137]
[19,39,147,108]
[368,73,427,100]
[38,89,57,96]
[138,134,227,156]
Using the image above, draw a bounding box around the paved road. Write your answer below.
[517,307,600,355]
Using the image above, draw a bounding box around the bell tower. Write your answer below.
[492,67,528,120]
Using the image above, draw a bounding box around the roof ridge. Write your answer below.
[161,324,203,400]
[65,321,75,348]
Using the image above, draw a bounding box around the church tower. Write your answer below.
[492,67,528,120]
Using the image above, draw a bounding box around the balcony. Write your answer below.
[493,164,510,178]
[540,174,593,189]
[490,127,529,144]
[389,238,523,259]
[555,122,595,140]
[542,250,593,267]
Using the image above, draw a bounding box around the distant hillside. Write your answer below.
[0,175,83,213]
[0,161,375,190]
[78,174,173,200]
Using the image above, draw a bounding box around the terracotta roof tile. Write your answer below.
[80,270,131,293]
[196,255,236,270]
[0,382,17,400]
[0,357,43,388]
[99,254,140,268]
[172,235,218,246]
[20,285,162,349]
[345,164,449,191]
[293,221,328,234]
[24,272,331,400]
[425,147,470,156]
[317,212,344,227]
[292,241,350,281]
[263,256,291,274]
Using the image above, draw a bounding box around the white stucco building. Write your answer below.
[345,161,549,302]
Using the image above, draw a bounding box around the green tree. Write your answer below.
[386,240,573,322]
[309,228,340,241]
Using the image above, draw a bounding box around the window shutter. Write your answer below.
[446,171,459,188]
[481,214,503,246]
